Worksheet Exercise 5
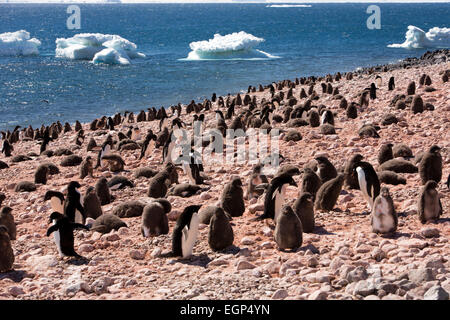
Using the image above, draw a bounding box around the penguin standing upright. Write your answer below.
[140,129,156,160]
[44,190,65,214]
[254,174,297,221]
[96,135,113,168]
[64,181,85,224]
[141,200,170,237]
[314,174,345,211]
[220,177,245,217]
[0,207,16,240]
[46,212,89,258]
[1,139,13,157]
[95,177,112,205]
[208,207,234,251]
[388,77,395,90]
[83,187,103,220]
[179,149,204,185]
[293,192,315,233]
[371,187,397,234]
[247,164,269,200]
[419,145,442,185]
[354,160,380,211]
[300,168,322,199]
[0,225,14,272]
[315,156,337,184]
[418,180,443,224]
[169,205,201,258]
[378,143,394,165]
[274,205,303,251]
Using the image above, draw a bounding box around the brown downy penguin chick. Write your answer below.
[208,207,234,251]
[0,207,16,240]
[90,214,127,234]
[388,76,395,90]
[274,205,303,251]
[293,192,315,233]
[95,177,112,205]
[346,102,358,119]
[300,167,321,199]
[419,145,442,185]
[411,95,424,114]
[0,225,14,272]
[148,170,172,198]
[79,156,93,179]
[344,154,364,190]
[34,163,49,184]
[167,183,202,198]
[101,154,125,172]
[406,81,415,95]
[83,187,103,220]
[377,170,406,185]
[220,177,245,217]
[314,174,345,211]
[141,201,170,237]
[379,159,418,173]
[198,206,231,225]
[86,138,97,152]
[378,143,394,165]
[418,180,442,224]
[275,164,301,178]
[315,156,337,184]
[392,143,413,159]
[371,187,397,234]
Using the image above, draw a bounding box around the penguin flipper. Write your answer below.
[46,224,59,236]
[72,223,89,231]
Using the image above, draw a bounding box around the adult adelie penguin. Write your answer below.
[140,129,157,160]
[46,212,89,258]
[96,135,114,168]
[418,180,442,224]
[354,159,380,211]
[254,174,297,221]
[165,205,201,258]
[274,205,303,251]
[0,225,14,272]
[220,177,245,217]
[64,181,85,224]
[419,145,442,185]
[371,187,397,234]
[1,139,13,157]
[179,149,204,185]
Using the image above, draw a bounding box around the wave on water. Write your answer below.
[183,31,279,61]
[388,25,450,49]
[266,4,312,8]
[0,30,41,57]
[55,33,146,65]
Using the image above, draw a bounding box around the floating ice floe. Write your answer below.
[55,33,145,65]
[0,30,41,57]
[184,31,279,61]
[388,25,450,49]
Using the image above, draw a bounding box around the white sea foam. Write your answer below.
[55,33,145,65]
[0,30,41,56]
[266,4,312,8]
[388,25,450,49]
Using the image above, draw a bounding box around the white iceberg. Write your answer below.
[185,31,278,60]
[55,33,145,65]
[0,30,41,56]
[388,25,450,49]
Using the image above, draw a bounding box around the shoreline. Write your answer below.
[0,48,449,300]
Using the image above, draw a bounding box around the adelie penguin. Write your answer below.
[96,135,113,168]
[46,212,90,258]
[164,205,201,258]
[378,143,394,165]
[353,158,380,211]
[220,177,245,217]
[208,207,234,251]
[1,139,13,157]
[418,180,442,224]
[83,187,103,220]
[314,174,344,212]
[300,168,322,199]
[315,156,337,184]
[293,192,315,233]
[371,187,397,234]
[0,207,16,240]
[419,145,442,185]
[0,225,14,272]
[254,174,297,222]
[64,181,85,224]
[274,205,303,251]
[141,199,171,237]
[247,164,269,200]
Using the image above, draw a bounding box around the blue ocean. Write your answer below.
[0,3,449,130]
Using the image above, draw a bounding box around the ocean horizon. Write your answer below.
[0,2,449,130]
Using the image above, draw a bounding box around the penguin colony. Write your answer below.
[0,51,448,300]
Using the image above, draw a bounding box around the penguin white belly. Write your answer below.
[181,213,199,258]
[320,112,327,125]
[356,167,372,210]
[75,210,83,224]
[51,198,64,214]
[100,145,111,167]
[373,198,394,233]
[145,141,155,158]
[143,226,150,238]
[52,221,63,257]
[183,163,195,184]
[164,141,175,163]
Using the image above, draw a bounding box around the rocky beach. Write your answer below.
[0,49,449,300]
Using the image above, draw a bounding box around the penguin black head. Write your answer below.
[67,181,81,191]
[44,190,64,202]
[273,174,298,188]
[352,154,364,163]
[182,205,202,219]
[429,145,441,153]
[300,192,314,202]
[231,177,243,187]
[49,211,64,223]
[314,156,329,164]
[1,206,12,215]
